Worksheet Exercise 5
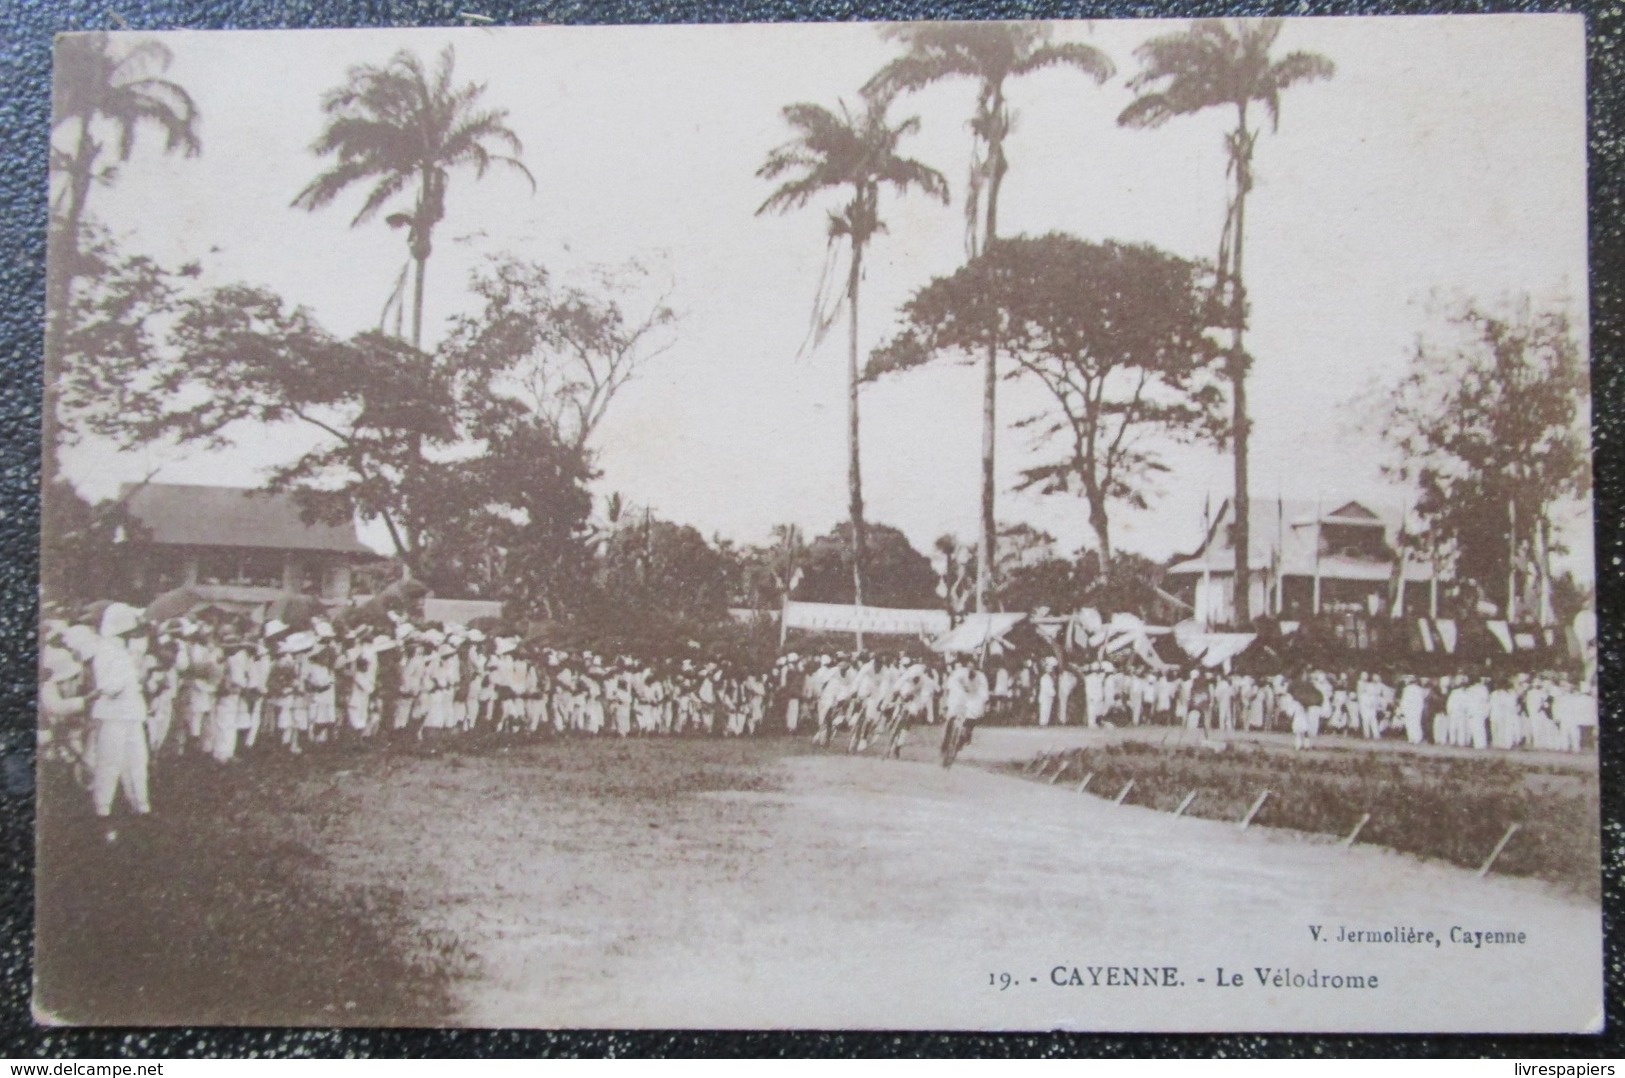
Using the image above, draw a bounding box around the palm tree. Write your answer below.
[48,33,201,479]
[1118,18,1333,625]
[865,22,1114,614]
[293,45,534,350]
[757,95,948,625]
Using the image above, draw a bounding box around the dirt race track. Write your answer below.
[312,731,1599,1032]
[35,729,1602,1032]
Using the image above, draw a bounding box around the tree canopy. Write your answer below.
[442,255,677,454]
[292,45,534,348]
[73,274,596,611]
[865,22,1113,256]
[1375,298,1590,620]
[586,515,738,653]
[796,522,939,609]
[864,22,1115,614]
[1117,19,1334,133]
[869,234,1224,576]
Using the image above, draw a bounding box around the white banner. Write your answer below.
[780,601,949,637]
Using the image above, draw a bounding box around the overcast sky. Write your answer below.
[58,14,1592,576]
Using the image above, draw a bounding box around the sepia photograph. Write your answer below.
[33,14,1600,1031]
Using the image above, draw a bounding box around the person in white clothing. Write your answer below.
[1397,677,1428,745]
[180,627,222,756]
[347,637,383,733]
[1213,673,1236,732]
[1058,662,1080,726]
[272,632,316,754]
[1552,686,1595,753]
[243,639,272,749]
[1355,672,1384,741]
[1488,677,1521,750]
[306,623,339,741]
[942,657,989,762]
[214,636,254,763]
[1442,677,1469,747]
[144,626,181,755]
[41,624,98,787]
[1083,664,1107,728]
[1036,658,1058,727]
[815,660,854,746]
[89,603,152,832]
[1461,676,1491,750]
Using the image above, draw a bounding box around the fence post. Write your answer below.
[1343,812,1371,848]
[1076,772,1094,794]
[1239,789,1271,830]
[1477,823,1522,878]
[1114,778,1136,806]
[1048,757,1072,785]
[1172,791,1198,818]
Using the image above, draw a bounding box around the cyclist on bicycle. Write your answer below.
[942,655,990,767]
[884,659,938,758]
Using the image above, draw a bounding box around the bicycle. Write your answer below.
[880,704,912,759]
[940,713,971,769]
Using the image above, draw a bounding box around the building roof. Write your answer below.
[1166,496,1434,581]
[1324,500,1382,522]
[121,483,374,556]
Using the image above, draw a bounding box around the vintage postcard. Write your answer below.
[35,15,1599,1031]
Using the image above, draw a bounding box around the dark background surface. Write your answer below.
[0,0,1620,1058]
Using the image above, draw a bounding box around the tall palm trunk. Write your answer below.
[975,88,1008,615]
[1228,105,1253,626]
[409,177,431,349]
[408,168,439,350]
[847,236,868,649]
[411,252,427,350]
[43,118,100,486]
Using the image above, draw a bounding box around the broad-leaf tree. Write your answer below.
[44,227,189,606]
[1376,299,1590,625]
[732,524,808,613]
[293,45,534,349]
[993,523,1073,614]
[1118,17,1333,623]
[435,399,596,616]
[797,522,940,610]
[53,226,184,449]
[146,286,462,579]
[866,22,1114,612]
[81,282,594,607]
[870,234,1223,582]
[756,93,948,620]
[594,515,735,640]
[442,255,677,454]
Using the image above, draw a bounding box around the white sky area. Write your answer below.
[58,15,1594,578]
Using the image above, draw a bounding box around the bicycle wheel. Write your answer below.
[940,717,962,769]
[886,713,905,759]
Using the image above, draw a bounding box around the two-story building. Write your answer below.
[1164,497,1444,627]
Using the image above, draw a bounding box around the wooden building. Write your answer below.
[1163,498,1443,627]
[119,482,378,606]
